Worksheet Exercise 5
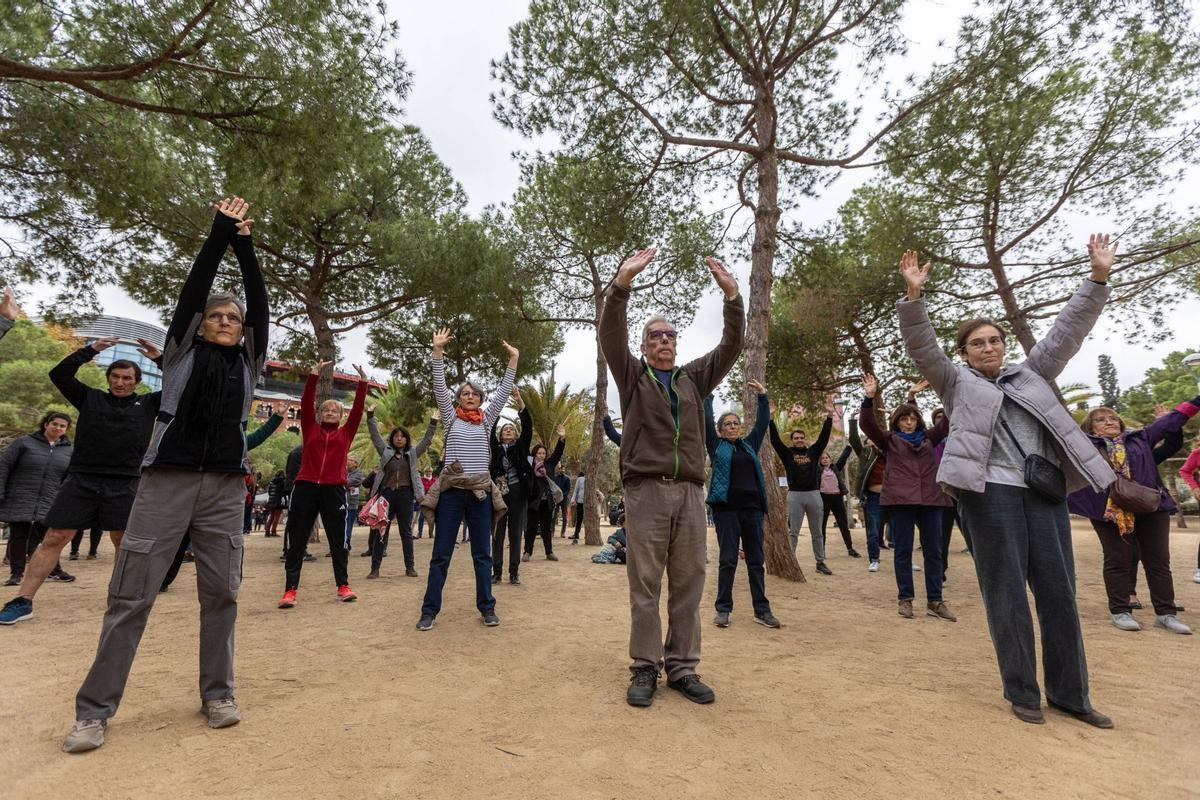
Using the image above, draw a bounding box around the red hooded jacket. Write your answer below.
[295,373,368,485]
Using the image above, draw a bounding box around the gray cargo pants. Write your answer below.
[75,468,245,720]
[624,477,707,682]
[787,489,826,562]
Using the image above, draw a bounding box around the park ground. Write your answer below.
[2,519,1198,799]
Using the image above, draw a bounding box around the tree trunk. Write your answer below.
[746,93,805,582]
[307,304,338,403]
[583,293,608,546]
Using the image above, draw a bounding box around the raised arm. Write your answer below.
[928,410,951,446]
[768,419,791,463]
[547,425,567,469]
[808,410,833,459]
[230,210,268,367]
[517,406,534,451]
[746,383,771,450]
[835,445,852,471]
[0,287,16,341]
[484,342,518,430]
[858,398,889,451]
[599,285,642,400]
[431,327,455,427]
[300,366,324,432]
[1140,395,1200,449]
[1025,235,1115,380]
[602,414,622,445]
[366,409,387,456]
[49,344,101,409]
[703,395,718,457]
[341,365,370,436]
[247,413,283,450]
[896,252,958,398]
[413,417,438,458]
[848,417,864,456]
[1180,448,1200,492]
[685,258,745,396]
[164,205,240,358]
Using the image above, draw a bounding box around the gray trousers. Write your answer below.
[624,477,707,681]
[958,482,1093,713]
[75,469,245,720]
[787,490,825,562]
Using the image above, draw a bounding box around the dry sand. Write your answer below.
[3,520,1198,799]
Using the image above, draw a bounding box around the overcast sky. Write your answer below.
[17,1,1199,411]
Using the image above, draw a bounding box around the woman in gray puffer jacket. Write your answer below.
[1,411,73,584]
[897,236,1118,730]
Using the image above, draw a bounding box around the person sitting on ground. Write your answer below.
[593,516,629,564]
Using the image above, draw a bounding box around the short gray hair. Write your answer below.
[205,292,246,321]
[717,411,741,429]
[455,381,486,403]
[641,315,673,343]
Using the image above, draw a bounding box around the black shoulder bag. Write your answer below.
[999,418,1066,504]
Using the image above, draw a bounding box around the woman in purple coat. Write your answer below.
[1067,397,1200,635]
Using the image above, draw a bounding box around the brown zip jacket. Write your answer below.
[599,283,744,486]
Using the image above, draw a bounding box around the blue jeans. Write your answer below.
[887,505,944,602]
[421,487,495,617]
[862,491,882,562]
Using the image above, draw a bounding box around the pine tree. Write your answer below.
[1098,355,1121,410]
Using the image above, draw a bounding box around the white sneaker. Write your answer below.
[1111,612,1141,631]
[913,564,921,572]
[1193,569,1200,584]
[1155,614,1193,635]
[868,561,880,572]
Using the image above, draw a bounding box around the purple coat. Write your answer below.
[859,399,952,508]
[1068,398,1200,520]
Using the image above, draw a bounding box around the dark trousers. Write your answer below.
[887,505,944,602]
[524,501,555,556]
[713,508,770,615]
[820,493,853,552]
[421,487,494,617]
[556,500,569,535]
[284,482,350,590]
[160,533,192,590]
[7,521,62,577]
[959,483,1092,714]
[374,486,414,570]
[571,501,584,539]
[862,491,882,562]
[70,526,104,556]
[939,505,962,578]
[492,482,527,579]
[417,506,429,538]
[1092,511,1175,615]
[243,505,252,534]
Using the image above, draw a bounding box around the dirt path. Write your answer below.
[3,521,1198,799]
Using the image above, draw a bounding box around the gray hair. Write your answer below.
[717,411,741,430]
[205,292,246,321]
[455,381,486,403]
[641,314,673,343]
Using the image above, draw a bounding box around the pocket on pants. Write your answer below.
[109,534,157,601]
[228,533,245,593]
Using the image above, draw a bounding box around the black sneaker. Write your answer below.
[303,553,316,562]
[754,611,781,628]
[86,553,98,560]
[481,610,500,627]
[68,552,79,561]
[491,575,501,585]
[667,674,715,704]
[815,562,833,576]
[416,614,435,631]
[48,571,76,583]
[4,574,23,587]
[509,576,521,586]
[627,666,659,707]
[847,549,861,558]
[360,550,371,558]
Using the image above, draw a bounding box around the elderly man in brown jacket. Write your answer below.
[599,247,744,708]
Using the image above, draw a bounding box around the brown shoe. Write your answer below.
[927,601,957,622]
[1048,701,1114,729]
[405,568,419,578]
[366,569,379,579]
[1011,704,1045,724]
[898,599,914,619]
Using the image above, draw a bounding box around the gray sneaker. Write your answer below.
[203,698,242,729]
[1155,614,1193,635]
[1111,612,1141,631]
[713,611,730,627]
[753,611,781,629]
[62,719,106,753]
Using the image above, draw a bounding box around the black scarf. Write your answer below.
[176,338,242,433]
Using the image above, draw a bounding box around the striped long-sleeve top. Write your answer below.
[433,355,515,476]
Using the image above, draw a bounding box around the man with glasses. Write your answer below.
[599,248,744,708]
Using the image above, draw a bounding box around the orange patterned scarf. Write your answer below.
[455,406,483,425]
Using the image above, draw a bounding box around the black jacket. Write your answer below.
[284,445,303,494]
[768,416,833,492]
[266,474,287,509]
[49,346,161,477]
[848,417,884,499]
[490,408,534,492]
[527,437,566,510]
[0,433,72,522]
[143,213,269,473]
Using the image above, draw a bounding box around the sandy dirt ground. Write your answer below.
[2,519,1198,800]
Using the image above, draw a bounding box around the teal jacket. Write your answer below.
[247,413,284,450]
[704,393,770,513]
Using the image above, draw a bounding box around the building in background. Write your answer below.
[70,315,168,391]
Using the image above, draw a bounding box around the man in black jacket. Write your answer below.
[1,336,161,620]
[768,396,836,575]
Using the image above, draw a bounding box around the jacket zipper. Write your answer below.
[643,361,681,479]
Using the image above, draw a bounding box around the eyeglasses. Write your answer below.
[965,336,1003,351]
[205,311,243,325]
[647,330,678,342]
[720,420,741,428]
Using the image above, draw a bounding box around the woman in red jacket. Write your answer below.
[859,373,955,621]
[278,360,369,608]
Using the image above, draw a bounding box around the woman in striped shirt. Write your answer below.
[417,327,518,631]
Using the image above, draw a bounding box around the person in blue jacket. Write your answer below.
[704,380,780,630]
